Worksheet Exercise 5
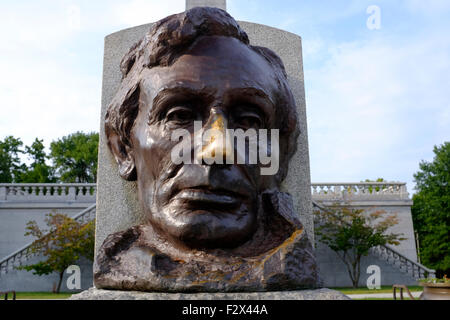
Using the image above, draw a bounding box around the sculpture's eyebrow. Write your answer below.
[149,85,275,122]
[151,85,216,117]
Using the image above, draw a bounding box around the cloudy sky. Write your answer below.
[0,0,449,194]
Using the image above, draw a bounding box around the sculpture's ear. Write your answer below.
[104,83,140,181]
[106,129,137,181]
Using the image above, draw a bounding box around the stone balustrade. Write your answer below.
[1,182,410,203]
[311,182,410,201]
[370,245,435,279]
[0,183,97,203]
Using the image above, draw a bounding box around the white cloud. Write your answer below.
[111,0,185,27]
[67,5,82,31]
[306,32,450,192]
[0,0,189,150]
[0,0,448,195]
[404,0,450,15]
[0,2,101,149]
[0,55,101,147]
[0,2,82,53]
[303,37,325,61]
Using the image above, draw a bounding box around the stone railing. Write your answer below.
[370,245,435,280]
[312,201,435,280]
[0,183,96,203]
[1,182,409,203]
[311,182,410,201]
[0,204,96,276]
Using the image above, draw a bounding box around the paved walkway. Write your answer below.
[347,291,422,299]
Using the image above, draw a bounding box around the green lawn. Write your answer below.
[7,292,79,300]
[331,285,422,295]
[7,286,422,300]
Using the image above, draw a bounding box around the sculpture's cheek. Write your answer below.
[132,124,176,179]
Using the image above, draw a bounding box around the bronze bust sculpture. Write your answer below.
[94,7,319,292]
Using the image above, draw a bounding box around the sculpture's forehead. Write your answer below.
[140,36,279,99]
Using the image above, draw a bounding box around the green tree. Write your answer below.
[411,142,450,277]
[50,132,99,183]
[364,178,386,182]
[0,136,26,182]
[314,204,405,288]
[363,178,387,193]
[19,213,95,293]
[17,138,56,183]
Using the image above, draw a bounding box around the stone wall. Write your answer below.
[0,182,421,290]
[0,185,95,292]
[0,255,93,293]
[316,243,419,287]
[317,211,419,287]
[0,203,93,259]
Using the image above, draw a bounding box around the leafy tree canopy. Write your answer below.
[0,136,26,182]
[411,142,450,276]
[50,132,99,183]
[17,138,56,183]
[0,132,99,183]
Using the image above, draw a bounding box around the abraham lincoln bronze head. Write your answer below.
[94,7,318,292]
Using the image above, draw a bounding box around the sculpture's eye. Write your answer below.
[234,111,263,130]
[166,106,195,125]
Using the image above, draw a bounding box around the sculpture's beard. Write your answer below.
[139,163,259,249]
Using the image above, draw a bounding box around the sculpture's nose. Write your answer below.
[197,110,234,164]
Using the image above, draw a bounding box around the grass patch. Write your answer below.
[331,285,422,295]
[10,287,423,300]
[9,292,79,300]
[354,297,416,300]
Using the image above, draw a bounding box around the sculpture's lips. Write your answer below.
[171,187,245,207]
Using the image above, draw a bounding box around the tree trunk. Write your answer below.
[351,263,358,288]
[56,271,64,294]
[337,252,357,288]
[352,256,362,288]
[336,251,363,288]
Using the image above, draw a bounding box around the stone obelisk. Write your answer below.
[186,0,226,11]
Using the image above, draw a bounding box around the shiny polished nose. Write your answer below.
[196,110,234,164]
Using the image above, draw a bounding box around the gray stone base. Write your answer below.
[69,287,350,300]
